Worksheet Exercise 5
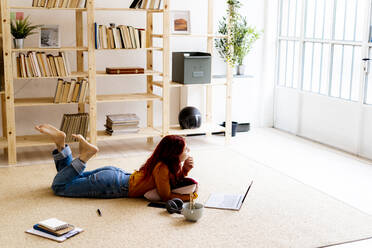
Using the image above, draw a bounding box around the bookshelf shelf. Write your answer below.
[96,93,162,103]
[96,70,162,77]
[0,91,4,95]
[12,47,88,52]
[10,6,87,11]
[97,127,161,141]
[152,81,227,88]
[94,8,163,13]
[152,34,228,38]
[95,47,163,51]
[164,123,226,136]
[14,97,86,107]
[15,72,88,80]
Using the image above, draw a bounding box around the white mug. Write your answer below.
[181,202,204,222]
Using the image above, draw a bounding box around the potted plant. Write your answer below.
[10,16,41,49]
[215,0,261,75]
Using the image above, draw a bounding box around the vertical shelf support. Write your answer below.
[147,12,154,143]
[225,1,233,142]
[87,0,97,145]
[1,0,16,163]
[76,10,85,113]
[206,0,214,137]
[162,0,170,135]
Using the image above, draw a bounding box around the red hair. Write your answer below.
[139,135,185,178]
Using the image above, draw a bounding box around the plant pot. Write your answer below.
[237,64,245,75]
[13,39,24,49]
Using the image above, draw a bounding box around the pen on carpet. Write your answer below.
[97,209,102,216]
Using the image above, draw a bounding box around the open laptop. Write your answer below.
[205,181,253,211]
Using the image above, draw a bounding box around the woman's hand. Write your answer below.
[182,157,194,175]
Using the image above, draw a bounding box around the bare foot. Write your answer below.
[35,124,66,151]
[72,134,99,163]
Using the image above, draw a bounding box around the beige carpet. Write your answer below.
[1,148,372,248]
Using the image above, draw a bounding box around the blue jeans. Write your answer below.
[51,145,131,198]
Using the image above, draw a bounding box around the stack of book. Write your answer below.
[54,78,88,103]
[16,52,71,78]
[129,0,162,9]
[60,113,89,142]
[94,23,146,49]
[32,0,87,8]
[26,217,83,242]
[105,113,140,135]
[105,67,144,75]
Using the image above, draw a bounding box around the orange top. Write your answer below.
[128,162,190,202]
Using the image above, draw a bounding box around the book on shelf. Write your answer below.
[25,218,83,242]
[129,0,162,9]
[60,113,89,142]
[106,113,140,126]
[105,113,140,135]
[33,0,87,8]
[53,78,88,103]
[105,67,144,74]
[17,52,71,78]
[95,23,146,50]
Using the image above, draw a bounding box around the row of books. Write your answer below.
[105,113,140,135]
[60,113,89,142]
[94,23,146,50]
[54,78,88,103]
[129,0,162,10]
[26,218,83,243]
[16,52,71,78]
[32,0,87,8]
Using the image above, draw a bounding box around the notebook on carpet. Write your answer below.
[205,181,253,211]
[25,218,83,242]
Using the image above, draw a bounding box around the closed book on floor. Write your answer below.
[38,218,69,231]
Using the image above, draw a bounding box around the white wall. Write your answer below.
[3,0,273,137]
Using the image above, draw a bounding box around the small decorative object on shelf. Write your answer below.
[105,114,140,135]
[170,11,191,34]
[105,67,144,74]
[178,106,202,129]
[215,0,261,75]
[32,0,87,8]
[94,22,145,49]
[39,25,60,48]
[129,0,162,10]
[60,113,89,142]
[10,15,41,49]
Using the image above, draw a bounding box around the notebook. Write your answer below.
[38,218,69,231]
[205,181,253,211]
[26,227,83,242]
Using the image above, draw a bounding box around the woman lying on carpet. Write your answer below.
[35,124,198,202]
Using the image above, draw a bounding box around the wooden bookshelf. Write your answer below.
[10,6,87,11]
[96,70,162,77]
[15,72,89,80]
[96,93,162,103]
[97,127,161,141]
[163,123,226,136]
[95,8,163,13]
[0,0,233,164]
[14,97,86,107]
[12,47,88,52]
[152,81,227,88]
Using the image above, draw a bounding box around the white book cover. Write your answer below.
[32,52,41,77]
[61,52,71,76]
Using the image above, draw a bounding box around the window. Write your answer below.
[277,0,366,102]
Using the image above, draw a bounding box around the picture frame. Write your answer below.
[170,11,191,34]
[39,25,60,48]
